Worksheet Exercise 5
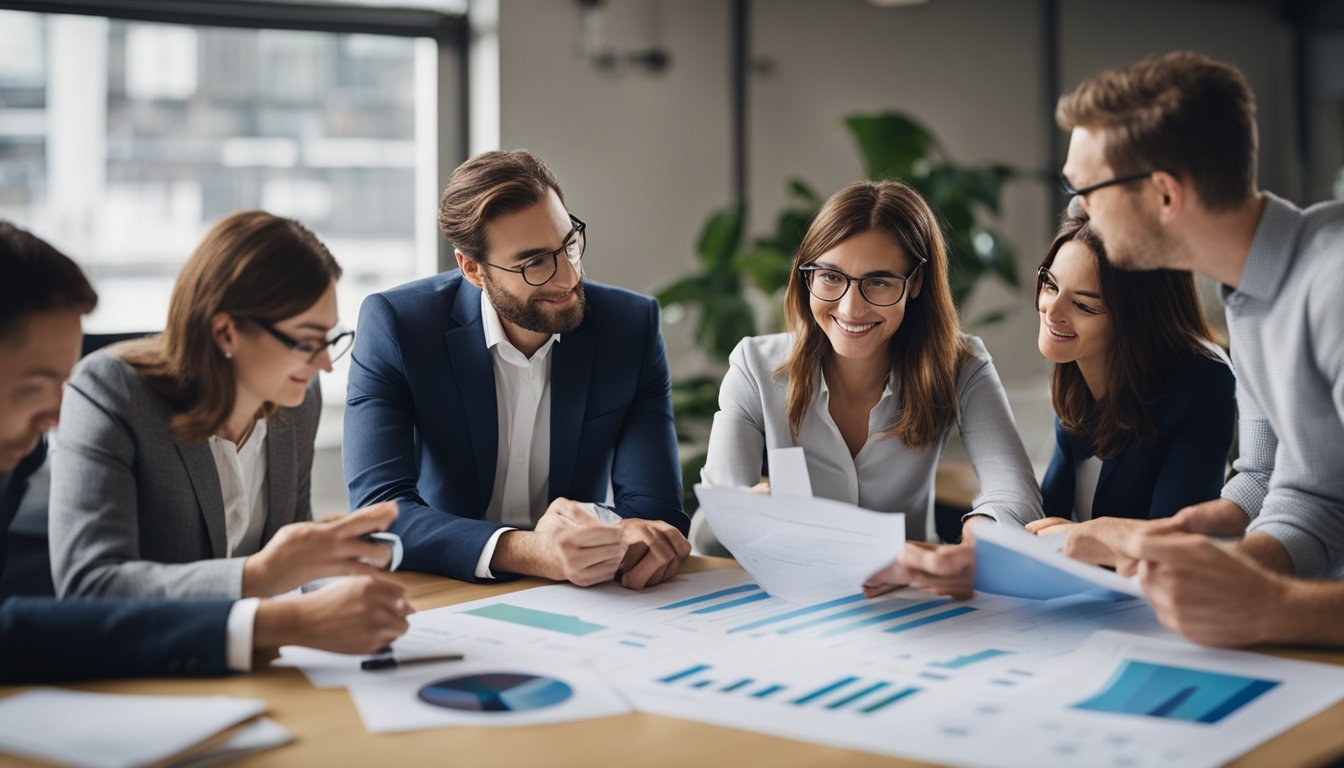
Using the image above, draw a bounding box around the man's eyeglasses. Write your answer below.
[799,259,924,307]
[484,214,587,287]
[251,319,355,363]
[1058,171,1155,200]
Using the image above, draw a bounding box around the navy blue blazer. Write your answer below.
[343,272,686,581]
[1041,351,1236,521]
[0,440,232,683]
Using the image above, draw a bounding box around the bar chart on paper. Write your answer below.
[653,661,921,715]
[1073,660,1280,724]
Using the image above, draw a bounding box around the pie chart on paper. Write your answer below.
[417,673,574,712]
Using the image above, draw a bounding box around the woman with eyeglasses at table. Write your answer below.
[1023,214,1236,565]
[50,210,403,600]
[696,180,1042,599]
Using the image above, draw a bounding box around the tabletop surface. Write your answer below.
[3,557,1344,768]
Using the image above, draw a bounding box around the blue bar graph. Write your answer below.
[722,678,754,692]
[920,672,949,681]
[777,603,886,635]
[1074,660,1280,724]
[659,664,711,684]
[826,681,890,710]
[819,599,950,638]
[860,687,920,714]
[792,676,860,706]
[727,594,869,634]
[932,649,1013,670]
[691,680,714,689]
[657,584,762,611]
[753,684,786,699]
[619,640,646,648]
[690,591,773,614]
[884,606,977,634]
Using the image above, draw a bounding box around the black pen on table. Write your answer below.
[361,648,465,671]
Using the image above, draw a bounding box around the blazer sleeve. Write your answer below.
[1146,362,1237,519]
[0,596,231,684]
[701,339,768,489]
[1040,418,1076,520]
[955,341,1043,527]
[344,292,505,581]
[49,357,246,599]
[607,299,688,533]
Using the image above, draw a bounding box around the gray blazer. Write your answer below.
[49,352,320,599]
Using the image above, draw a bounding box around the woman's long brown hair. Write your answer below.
[1038,216,1218,459]
[119,210,342,444]
[780,180,967,450]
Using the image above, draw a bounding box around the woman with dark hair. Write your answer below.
[1025,216,1236,564]
[50,210,402,599]
[697,180,1042,598]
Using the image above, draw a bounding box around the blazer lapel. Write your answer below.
[175,441,228,558]
[549,328,594,498]
[444,281,498,508]
[263,419,296,538]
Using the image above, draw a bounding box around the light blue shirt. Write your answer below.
[1219,192,1344,577]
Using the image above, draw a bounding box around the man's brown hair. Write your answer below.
[0,221,98,346]
[1056,51,1257,211]
[439,150,564,260]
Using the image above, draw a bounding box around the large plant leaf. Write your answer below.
[655,275,710,308]
[698,294,756,361]
[697,205,744,270]
[845,113,937,181]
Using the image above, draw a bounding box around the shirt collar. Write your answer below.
[817,367,896,401]
[1222,191,1303,304]
[480,289,560,365]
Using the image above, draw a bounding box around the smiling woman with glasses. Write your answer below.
[696,179,1042,600]
[50,209,404,603]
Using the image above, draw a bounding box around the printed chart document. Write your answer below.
[695,483,904,602]
[0,690,267,768]
[971,518,1144,600]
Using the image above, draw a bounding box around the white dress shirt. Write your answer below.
[700,333,1042,550]
[473,292,618,579]
[207,419,268,558]
[208,419,268,671]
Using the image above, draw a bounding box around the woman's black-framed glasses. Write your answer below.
[799,259,924,307]
[252,320,355,363]
[484,214,587,286]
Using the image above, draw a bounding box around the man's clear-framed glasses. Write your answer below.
[799,259,924,307]
[252,319,355,363]
[484,214,587,286]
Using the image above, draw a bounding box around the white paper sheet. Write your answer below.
[275,621,476,689]
[767,447,813,497]
[168,718,292,768]
[0,690,266,768]
[971,517,1145,600]
[694,483,905,602]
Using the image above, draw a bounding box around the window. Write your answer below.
[0,5,462,407]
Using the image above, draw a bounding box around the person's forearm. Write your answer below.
[490,531,553,579]
[1237,532,1295,575]
[252,598,300,648]
[1275,579,1344,647]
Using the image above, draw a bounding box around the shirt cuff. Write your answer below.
[1221,477,1265,521]
[1245,518,1331,578]
[363,531,404,572]
[962,505,999,524]
[588,503,622,525]
[474,527,516,580]
[225,597,262,673]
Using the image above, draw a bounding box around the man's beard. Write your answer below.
[1096,214,1185,272]
[482,274,586,335]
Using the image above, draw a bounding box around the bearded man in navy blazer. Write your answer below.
[344,150,690,589]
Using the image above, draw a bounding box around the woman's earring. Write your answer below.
[224,350,233,360]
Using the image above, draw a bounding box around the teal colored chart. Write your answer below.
[1073,660,1279,724]
[462,604,607,636]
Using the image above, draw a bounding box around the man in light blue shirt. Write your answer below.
[1054,52,1344,647]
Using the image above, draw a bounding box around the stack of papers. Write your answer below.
[0,690,286,768]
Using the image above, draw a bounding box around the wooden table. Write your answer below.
[4,557,1344,768]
